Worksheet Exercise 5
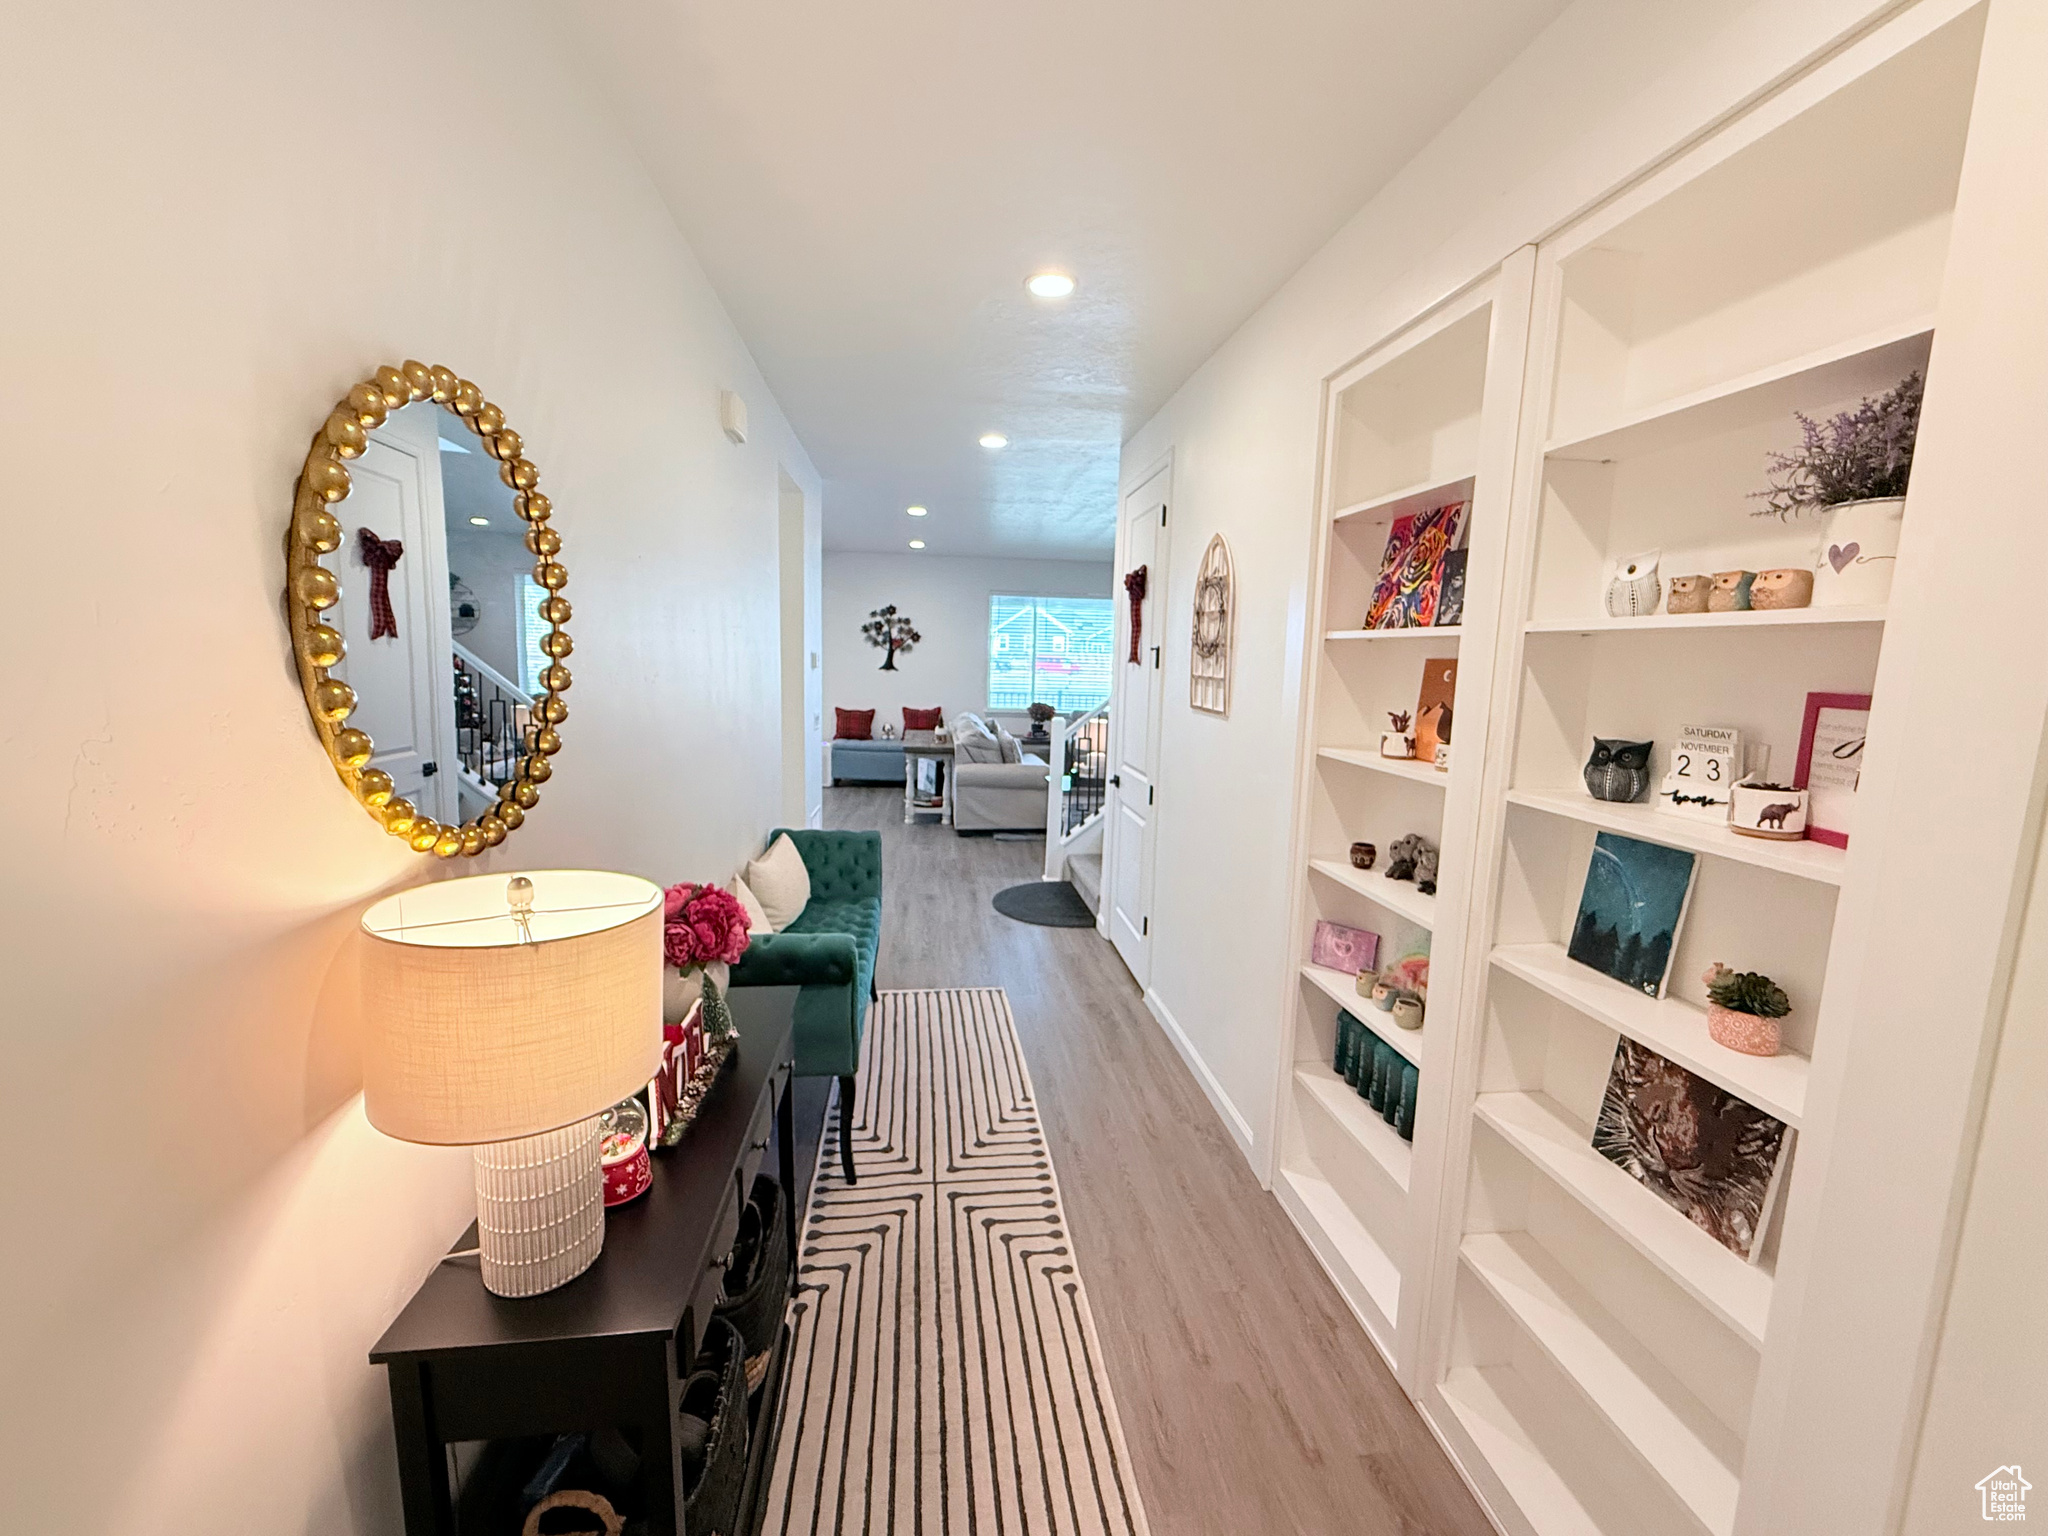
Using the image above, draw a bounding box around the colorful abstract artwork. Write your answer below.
[1364,501,1468,629]
[1593,1039,1791,1261]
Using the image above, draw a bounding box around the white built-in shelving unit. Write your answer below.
[1273,266,1535,1381]
[1272,5,1994,1531]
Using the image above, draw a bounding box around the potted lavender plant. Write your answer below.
[1751,371,1921,607]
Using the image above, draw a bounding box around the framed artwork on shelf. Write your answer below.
[1796,691,1871,849]
[1311,920,1380,975]
[1592,1038,1792,1262]
[1363,501,1468,629]
[1567,831,1698,998]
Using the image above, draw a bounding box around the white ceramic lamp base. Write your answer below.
[471,1114,606,1298]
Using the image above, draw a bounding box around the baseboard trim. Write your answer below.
[1143,988,1256,1162]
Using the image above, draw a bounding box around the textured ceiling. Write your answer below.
[555,0,1568,557]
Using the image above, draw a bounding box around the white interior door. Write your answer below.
[330,408,456,825]
[1107,463,1168,983]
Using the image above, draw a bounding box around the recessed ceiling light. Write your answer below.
[908,539,926,550]
[979,432,1008,449]
[906,505,928,517]
[468,516,490,526]
[1026,271,1075,299]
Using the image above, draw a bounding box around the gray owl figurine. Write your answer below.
[1584,739,1653,802]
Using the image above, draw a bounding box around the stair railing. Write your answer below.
[452,640,534,790]
[1043,701,1111,880]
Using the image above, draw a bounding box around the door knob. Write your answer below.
[1110,774,1121,787]
[421,761,438,777]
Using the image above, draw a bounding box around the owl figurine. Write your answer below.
[1584,738,1654,802]
[1665,575,1709,614]
[1751,567,1814,610]
[1708,570,1756,612]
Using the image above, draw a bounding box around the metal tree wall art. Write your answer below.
[862,604,921,670]
[1189,534,1234,715]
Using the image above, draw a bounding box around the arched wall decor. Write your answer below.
[1189,533,1234,715]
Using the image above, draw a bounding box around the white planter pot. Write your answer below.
[1811,496,1904,607]
[662,960,729,1025]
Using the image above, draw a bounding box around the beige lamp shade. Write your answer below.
[360,870,664,1145]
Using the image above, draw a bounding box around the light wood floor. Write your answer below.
[821,789,1494,1536]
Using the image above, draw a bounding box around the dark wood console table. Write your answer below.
[371,987,800,1536]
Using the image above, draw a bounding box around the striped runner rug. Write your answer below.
[762,988,1151,1536]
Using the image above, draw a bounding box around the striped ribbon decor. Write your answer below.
[764,989,1151,1536]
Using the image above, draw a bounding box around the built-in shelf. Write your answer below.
[1504,789,1848,886]
[1474,1091,1771,1348]
[1307,857,1438,929]
[1326,624,1464,643]
[1276,1165,1401,1343]
[1316,747,1450,789]
[1544,320,1934,463]
[1297,1062,1413,1192]
[1491,944,1809,1127]
[1523,605,1887,636]
[1461,1232,1742,1536]
[1331,471,1477,526]
[1439,1367,1612,1536]
[1301,965,1425,1065]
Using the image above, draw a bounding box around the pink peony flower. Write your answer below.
[662,880,752,971]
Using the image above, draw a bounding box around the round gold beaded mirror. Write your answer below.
[285,362,570,858]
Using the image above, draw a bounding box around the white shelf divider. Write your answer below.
[1316,746,1451,789]
[1438,1367,1613,1536]
[1523,605,1886,637]
[1297,1062,1414,1192]
[1543,319,1934,462]
[1461,1232,1743,1536]
[1326,624,1464,643]
[1331,471,1476,526]
[1276,1165,1401,1342]
[1504,788,1849,886]
[1473,1091,1771,1348]
[1306,857,1438,929]
[1300,964,1426,1064]
[1491,945,1809,1127]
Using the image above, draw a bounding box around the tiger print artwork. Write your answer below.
[1591,1038,1791,1261]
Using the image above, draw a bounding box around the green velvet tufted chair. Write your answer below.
[727,828,881,1183]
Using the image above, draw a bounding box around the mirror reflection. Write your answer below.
[327,402,546,830]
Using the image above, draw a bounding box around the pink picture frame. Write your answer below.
[1311,920,1380,976]
[1795,691,1872,850]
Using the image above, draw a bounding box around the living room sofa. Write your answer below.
[829,737,906,785]
[726,828,881,1183]
[950,713,1051,833]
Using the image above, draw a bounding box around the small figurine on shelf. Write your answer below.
[1703,962,1790,1057]
[1584,738,1654,803]
[1413,843,1440,896]
[1665,574,1709,614]
[1384,832,1435,884]
[1381,711,1414,760]
[1349,841,1377,871]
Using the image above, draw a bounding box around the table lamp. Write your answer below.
[360,870,663,1298]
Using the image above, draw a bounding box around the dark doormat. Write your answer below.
[992,881,1096,928]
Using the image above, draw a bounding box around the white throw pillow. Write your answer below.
[996,724,1023,764]
[729,874,773,935]
[744,834,811,931]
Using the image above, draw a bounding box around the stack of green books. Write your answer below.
[1334,1009,1418,1142]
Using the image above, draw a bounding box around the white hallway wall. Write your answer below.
[823,551,1112,730]
[1117,0,1927,1162]
[0,2,817,1531]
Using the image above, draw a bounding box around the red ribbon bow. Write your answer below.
[356,526,404,639]
[1123,564,1148,664]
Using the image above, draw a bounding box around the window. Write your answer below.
[987,594,1114,713]
[515,576,550,697]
